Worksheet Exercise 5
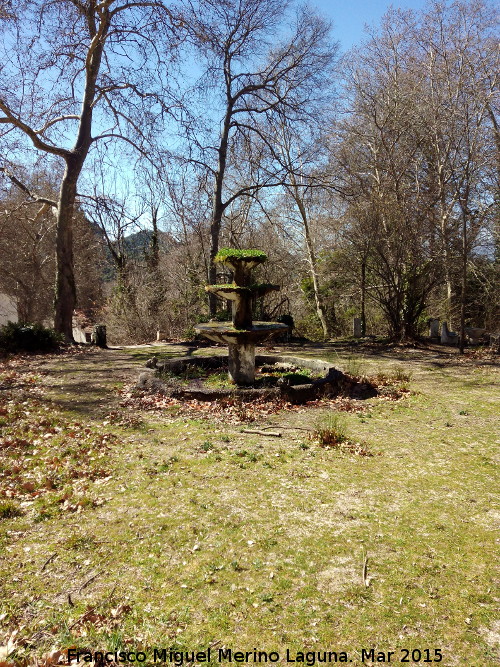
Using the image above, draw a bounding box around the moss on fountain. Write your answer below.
[214,248,267,263]
[205,283,280,299]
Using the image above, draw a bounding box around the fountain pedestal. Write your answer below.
[194,249,288,385]
[228,342,255,385]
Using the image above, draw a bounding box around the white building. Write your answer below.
[0,293,18,326]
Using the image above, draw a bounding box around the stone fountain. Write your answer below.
[194,248,288,384]
[141,250,364,402]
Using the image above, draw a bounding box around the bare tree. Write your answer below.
[179,0,335,314]
[332,0,498,342]
[333,11,440,340]
[412,0,499,343]
[0,0,177,339]
[272,117,337,339]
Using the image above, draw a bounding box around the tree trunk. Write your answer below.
[149,208,160,271]
[209,103,233,316]
[294,193,332,340]
[360,258,366,336]
[53,3,108,340]
[54,164,78,341]
[209,198,223,316]
[438,211,456,329]
[459,210,468,355]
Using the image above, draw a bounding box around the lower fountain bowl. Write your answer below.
[138,353,362,404]
[194,321,289,346]
[194,322,290,383]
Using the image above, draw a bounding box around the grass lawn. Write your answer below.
[0,342,498,666]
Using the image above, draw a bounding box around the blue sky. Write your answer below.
[311,0,428,50]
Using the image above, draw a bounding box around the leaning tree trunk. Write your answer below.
[294,194,333,340]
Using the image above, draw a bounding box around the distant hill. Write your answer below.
[99,229,175,281]
[123,229,158,259]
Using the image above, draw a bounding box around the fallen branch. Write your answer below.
[78,570,103,593]
[241,429,282,437]
[262,425,312,431]
[40,553,57,572]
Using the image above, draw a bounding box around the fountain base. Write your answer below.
[139,353,370,404]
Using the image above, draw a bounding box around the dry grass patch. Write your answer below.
[0,345,498,665]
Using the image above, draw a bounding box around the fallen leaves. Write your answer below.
[0,372,115,519]
[104,411,143,429]
[118,384,301,424]
[0,630,17,661]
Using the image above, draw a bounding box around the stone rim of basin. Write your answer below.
[205,283,280,300]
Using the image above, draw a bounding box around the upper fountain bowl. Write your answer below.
[214,248,268,285]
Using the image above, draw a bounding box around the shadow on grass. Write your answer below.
[284,339,498,369]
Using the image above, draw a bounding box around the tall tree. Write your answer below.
[0,0,176,339]
[333,0,498,341]
[273,116,338,339]
[414,0,499,339]
[180,0,335,314]
[334,10,440,340]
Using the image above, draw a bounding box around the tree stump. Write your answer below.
[91,325,107,348]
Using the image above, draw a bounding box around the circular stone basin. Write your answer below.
[194,322,289,345]
[138,354,374,404]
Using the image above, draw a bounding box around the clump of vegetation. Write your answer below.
[214,248,267,263]
[315,414,348,446]
[201,441,214,451]
[0,321,62,353]
[282,372,314,385]
[0,500,23,520]
[205,372,232,388]
[343,355,366,379]
[313,414,373,456]
[373,368,413,384]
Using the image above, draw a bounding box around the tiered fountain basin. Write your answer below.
[194,320,289,386]
[140,248,370,401]
[194,249,291,384]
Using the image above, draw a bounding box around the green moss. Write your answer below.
[0,500,23,520]
[206,283,277,292]
[214,248,267,264]
[207,283,237,289]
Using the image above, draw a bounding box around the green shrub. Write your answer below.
[277,313,294,329]
[294,315,324,341]
[0,321,62,353]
